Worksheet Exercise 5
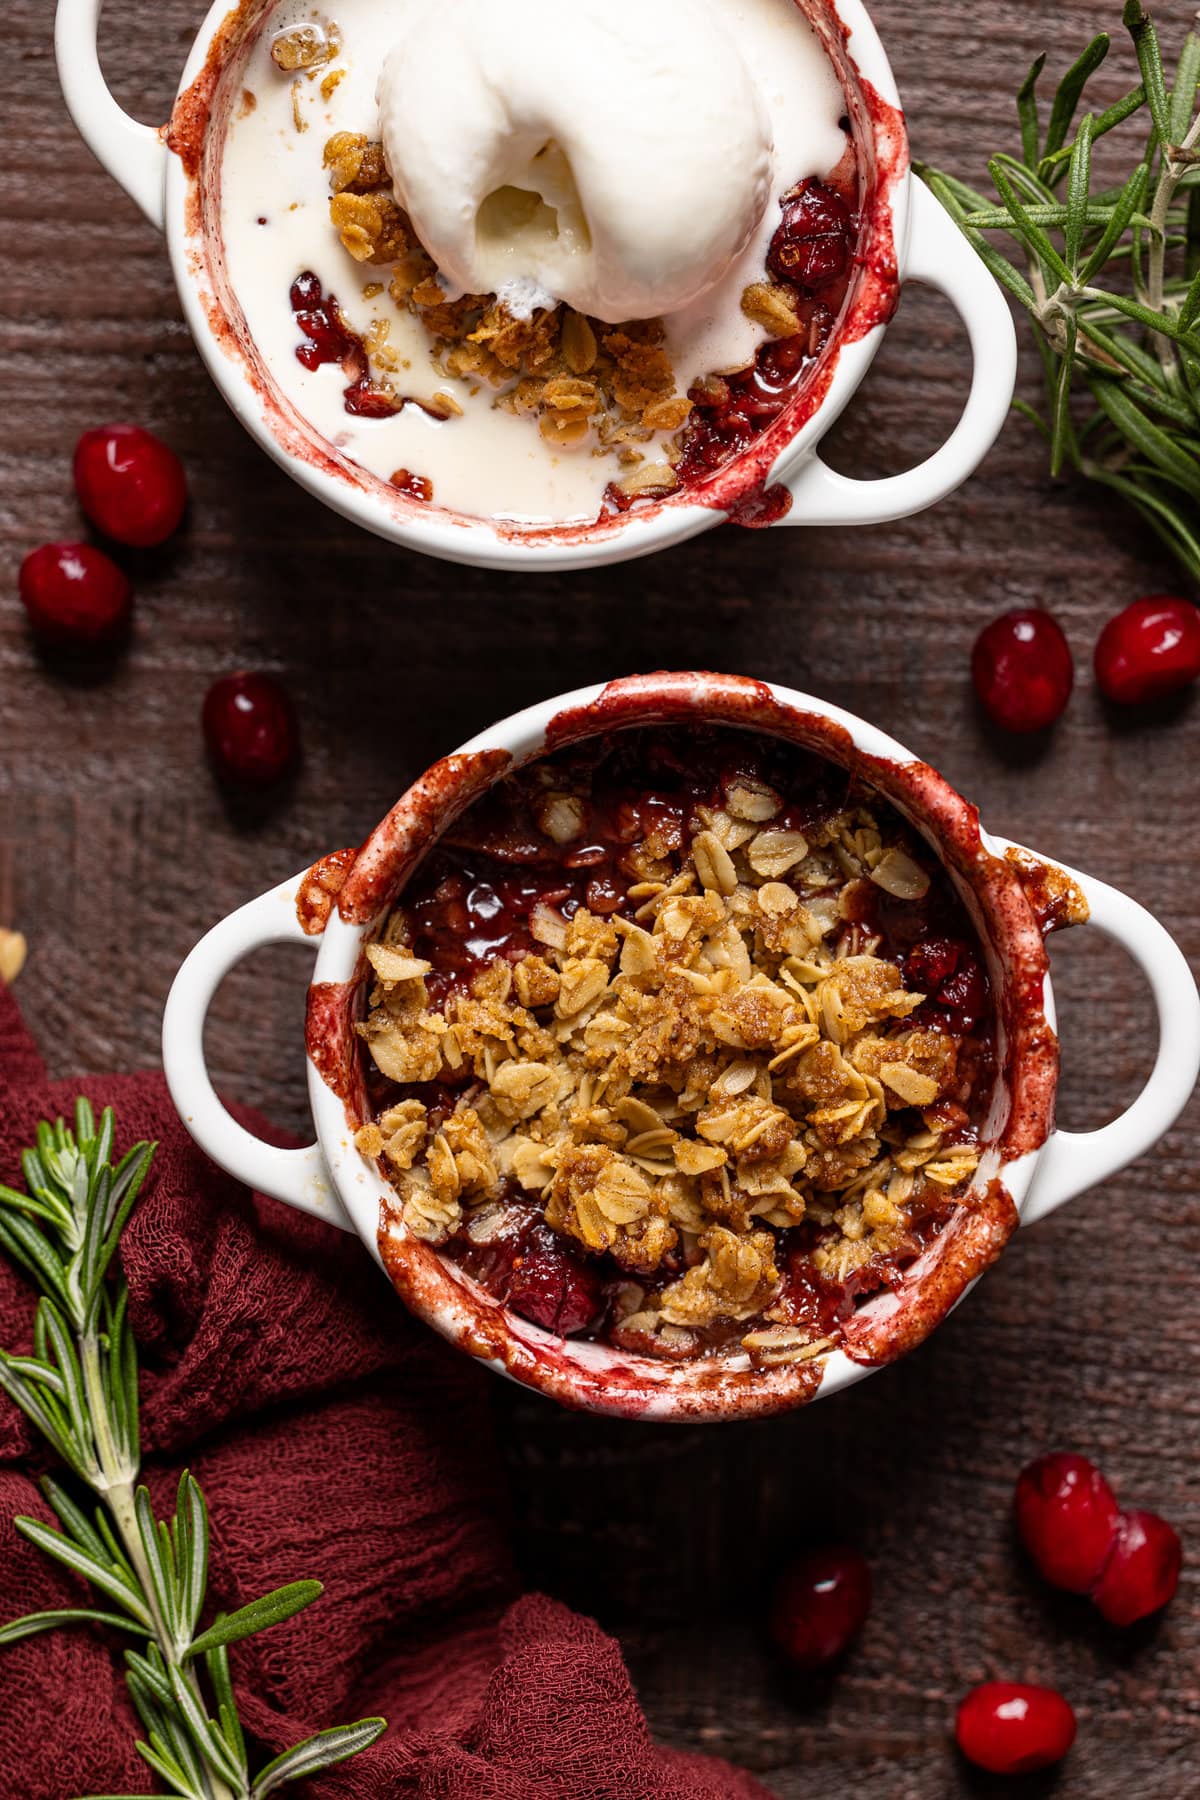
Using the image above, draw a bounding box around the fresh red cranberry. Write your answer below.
[1014,1453,1120,1594]
[73,425,188,549]
[507,1229,603,1337]
[972,608,1074,733]
[769,1547,871,1670]
[202,671,299,786]
[18,543,132,648]
[955,1683,1076,1776]
[904,936,988,1034]
[1094,595,1200,705]
[1091,1509,1182,1626]
[767,179,854,289]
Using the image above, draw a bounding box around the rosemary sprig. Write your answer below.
[918,1,1200,581]
[0,1100,385,1800]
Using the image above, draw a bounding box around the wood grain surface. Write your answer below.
[3,1,1199,1792]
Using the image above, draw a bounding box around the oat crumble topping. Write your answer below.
[320,129,694,488]
[306,120,858,501]
[356,732,993,1366]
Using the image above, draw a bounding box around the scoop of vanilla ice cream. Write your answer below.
[377,0,774,323]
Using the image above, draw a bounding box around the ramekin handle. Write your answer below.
[1021,862,1200,1226]
[162,872,354,1230]
[780,174,1017,526]
[55,0,168,230]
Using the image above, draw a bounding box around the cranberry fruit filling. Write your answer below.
[766,178,855,288]
[359,728,997,1367]
[507,1224,606,1336]
[291,272,402,418]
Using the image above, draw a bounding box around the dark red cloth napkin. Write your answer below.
[0,984,768,1799]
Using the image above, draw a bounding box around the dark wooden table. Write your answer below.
[4,1,1198,1792]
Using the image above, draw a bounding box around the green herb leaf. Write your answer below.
[123,1648,176,1709]
[0,1353,83,1472]
[1046,85,1148,179]
[1090,374,1200,497]
[0,1606,146,1646]
[0,1210,72,1311]
[911,162,993,215]
[1045,34,1110,161]
[133,1738,203,1799]
[1170,22,1200,144]
[990,150,1059,205]
[206,1641,247,1768]
[40,1299,95,1470]
[1085,284,1194,339]
[1125,1,1172,146]
[134,1485,180,1648]
[1,1102,384,1800]
[188,1579,324,1659]
[1011,398,1053,442]
[173,1473,209,1644]
[167,1667,246,1789]
[1079,160,1150,282]
[250,1719,388,1797]
[13,1517,152,1627]
[1065,113,1096,267]
[961,201,1153,229]
[1050,311,1081,475]
[1018,52,1047,165]
[0,1179,72,1232]
[41,1476,111,1564]
[5,1353,65,1395]
[1178,261,1200,330]
[1090,459,1200,575]
[94,1142,155,1301]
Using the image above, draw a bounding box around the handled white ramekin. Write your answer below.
[162,675,1200,1420]
[57,0,1017,571]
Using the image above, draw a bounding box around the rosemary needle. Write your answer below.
[918,1,1200,582]
[0,1099,385,1800]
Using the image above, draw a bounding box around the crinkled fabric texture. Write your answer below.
[0,985,769,1799]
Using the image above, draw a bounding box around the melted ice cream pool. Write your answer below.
[220,0,848,527]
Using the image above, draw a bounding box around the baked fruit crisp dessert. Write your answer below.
[353,729,996,1369]
[220,0,858,524]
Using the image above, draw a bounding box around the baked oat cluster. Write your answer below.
[355,776,983,1367]
[320,132,832,500]
[271,19,346,123]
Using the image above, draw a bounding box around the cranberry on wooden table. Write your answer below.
[202,672,299,787]
[1091,1509,1183,1627]
[19,542,132,648]
[1013,1453,1182,1624]
[1014,1452,1120,1594]
[955,1682,1076,1776]
[73,424,188,548]
[769,1546,871,1670]
[972,608,1075,733]
[1094,595,1200,705]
